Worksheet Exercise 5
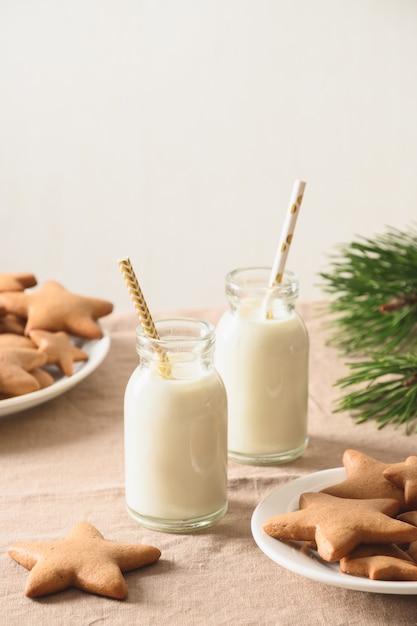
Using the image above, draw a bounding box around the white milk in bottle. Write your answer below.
[124,318,228,532]
[215,267,308,464]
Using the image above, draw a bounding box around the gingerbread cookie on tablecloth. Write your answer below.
[8,521,161,600]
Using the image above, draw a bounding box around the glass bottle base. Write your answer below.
[126,501,228,533]
[228,438,308,466]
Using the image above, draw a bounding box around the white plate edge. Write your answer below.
[0,328,111,417]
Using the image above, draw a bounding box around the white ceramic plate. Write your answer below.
[251,467,417,595]
[0,329,110,417]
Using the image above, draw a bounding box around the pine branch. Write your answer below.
[334,352,417,432]
[320,225,417,355]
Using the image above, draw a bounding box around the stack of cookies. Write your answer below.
[263,450,417,581]
[0,272,113,398]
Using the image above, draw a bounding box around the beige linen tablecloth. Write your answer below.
[2,303,417,626]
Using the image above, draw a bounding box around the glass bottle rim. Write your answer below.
[135,317,215,351]
[225,266,299,298]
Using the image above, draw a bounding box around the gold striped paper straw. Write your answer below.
[117,257,171,376]
[269,179,306,286]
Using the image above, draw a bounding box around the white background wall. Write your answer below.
[1,1,416,314]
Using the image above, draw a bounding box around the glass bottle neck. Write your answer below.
[136,318,215,379]
[225,267,299,320]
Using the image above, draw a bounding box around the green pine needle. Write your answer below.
[320,225,417,355]
[334,352,417,433]
[320,224,417,431]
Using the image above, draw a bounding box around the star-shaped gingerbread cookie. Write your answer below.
[0,334,35,349]
[0,312,26,335]
[8,521,161,599]
[262,491,417,562]
[0,280,113,339]
[383,456,417,510]
[339,543,417,581]
[0,347,47,397]
[408,539,417,563]
[0,272,37,292]
[398,510,417,527]
[391,513,417,564]
[29,329,88,376]
[31,366,55,389]
[320,449,405,509]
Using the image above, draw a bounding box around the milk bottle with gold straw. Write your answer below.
[215,181,309,465]
[118,257,228,532]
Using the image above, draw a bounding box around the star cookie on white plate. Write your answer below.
[0,280,113,339]
[29,329,88,376]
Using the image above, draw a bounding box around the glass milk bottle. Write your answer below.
[124,318,228,532]
[215,267,309,465]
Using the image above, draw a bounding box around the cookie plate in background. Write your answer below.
[0,329,110,417]
[251,467,417,595]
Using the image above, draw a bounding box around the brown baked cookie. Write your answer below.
[0,312,26,335]
[29,329,88,376]
[404,534,417,563]
[0,347,47,397]
[0,280,113,339]
[31,367,55,389]
[320,449,405,510]
[8,521,161,599]
[397,513,417,563]
[0,334,35,349]
[262,491,417,562]
[383,456,417,510]
[398,510,417,525]
[0,272,37,292]
[340,543,417,581]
